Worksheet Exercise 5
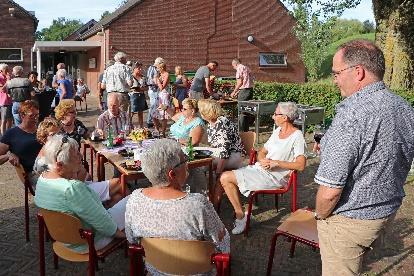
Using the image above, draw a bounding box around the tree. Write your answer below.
[284,0,361,81]
[373,0,414,89]
[362,20,375,33]
[37,18,83,41]
[100,11,111,21]
[331,19,366,42]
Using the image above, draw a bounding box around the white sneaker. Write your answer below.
[232,215,247,235]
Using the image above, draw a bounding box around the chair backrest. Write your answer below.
[14,164,35,195]
[200,127,209,146]
[240,131,256,161]
[38,208,87,244]
[286,170,298,212]
[141,238,216,275]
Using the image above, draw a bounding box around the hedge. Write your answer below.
[216,80,414,123]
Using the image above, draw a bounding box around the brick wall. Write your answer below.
[88,0,305,83]
[0,2,36,74]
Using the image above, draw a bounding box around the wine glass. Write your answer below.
[313,125,326,155]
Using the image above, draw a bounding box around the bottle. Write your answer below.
[107,124,113,148]
[187,136,194,161]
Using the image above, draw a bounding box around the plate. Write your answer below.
[118,149,134,157]
[120,161,141,171]
[194,149,213,159]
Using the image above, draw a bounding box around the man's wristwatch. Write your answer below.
[314,212,324,220]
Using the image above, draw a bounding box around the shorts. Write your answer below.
[130,92,148,112]
[0,105,12,120]
[85,180,111,201]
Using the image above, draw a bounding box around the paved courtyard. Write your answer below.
[0,95,413,275]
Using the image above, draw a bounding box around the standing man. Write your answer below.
[101,52,133,113]
[6,66,35,126]
[98,60,114,111]
[0,63,12,135]
[146,57,164,128]
[314,39,414,275]
[188,61,218,100]
[230,58,254,132]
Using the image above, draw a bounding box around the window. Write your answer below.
[259,52,287,67]
[0,48,23,62]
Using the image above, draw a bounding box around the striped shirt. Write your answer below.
[102,62,133,93]
[315,81,414,219]
[96,110,130,136]
[34,177,117,252]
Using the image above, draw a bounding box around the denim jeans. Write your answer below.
[12,102,21,126]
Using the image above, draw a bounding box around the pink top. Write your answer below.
[236,64,254,89]
[0,73,12,106]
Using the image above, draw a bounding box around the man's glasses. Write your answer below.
[24,112,39,119]
[331,65,358,78]
[273,113,284,116]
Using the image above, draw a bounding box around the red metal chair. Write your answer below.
[244,170,298,237]
[266,209,319,275]
[14,164,35,242]
[37,209,126,276]
[129,238,230,276]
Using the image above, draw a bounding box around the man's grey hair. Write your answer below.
[154,57,165,66]
[56,69,66,79]
[105,60,115,69]
[0,63,8,71]
[13,66,23,76]
[278,102,299,122]
[114,52,127,62]
[232,58,241,65]
[140,139,182,187]
[337,39,385,80]
[56,63,65,70]
[43,134,79,170]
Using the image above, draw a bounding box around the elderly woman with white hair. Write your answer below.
[125,139,229,275]
[217,102,307,234]
[56,69,74,100]
[34,134,128,253]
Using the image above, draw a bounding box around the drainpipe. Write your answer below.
[102,27,106,67]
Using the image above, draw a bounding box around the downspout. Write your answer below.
[206,0,218,62]
[102,27,106,67]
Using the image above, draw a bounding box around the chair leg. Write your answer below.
[38,215,46,276]
[24,185,30,242]
[289,239,297,258]
[244,196,255,237]
[266,232,282,276]
[53,252,59,269]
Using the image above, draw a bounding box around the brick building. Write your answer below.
[0,0,38,72]
[33,0,305,90]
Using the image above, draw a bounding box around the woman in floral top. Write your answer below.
[198,99,244,177]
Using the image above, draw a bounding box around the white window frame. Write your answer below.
[0,48,23,62]
[259,52,287,68]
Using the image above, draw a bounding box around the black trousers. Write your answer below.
[238,88,254,132]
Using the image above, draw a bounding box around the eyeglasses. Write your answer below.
[172,156,189,170]
[273,113,285,116]
[24,112,39,119]
[331,65,358,78]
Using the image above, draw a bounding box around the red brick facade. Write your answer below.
[86,0,305,83]
[0,1,37,73]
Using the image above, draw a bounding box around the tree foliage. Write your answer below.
[330,19,374,42]
[36,17,83,41]
[100,11,111,21]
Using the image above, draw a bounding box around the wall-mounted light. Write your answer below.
[247,35,254,43]
[59,50,66,54]
[9,7,15,17]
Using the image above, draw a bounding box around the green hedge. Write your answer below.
[216,80,414,123]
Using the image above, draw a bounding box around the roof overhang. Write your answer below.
[32,41,101,52]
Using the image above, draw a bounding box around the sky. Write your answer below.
[14,0,375,31]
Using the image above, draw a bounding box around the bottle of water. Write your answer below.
[187,137,194,161]
[107,124,113,148]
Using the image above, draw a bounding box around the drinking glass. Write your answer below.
[313,125,326,155]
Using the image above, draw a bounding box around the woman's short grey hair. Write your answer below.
[43,134,79,170]
[278,102,299,122]
[114,52,127,62]
[140,139,182,187]
[56,69,66,79]
[13,66,23,76]
[0,63,8,71]
[154,57,165,66]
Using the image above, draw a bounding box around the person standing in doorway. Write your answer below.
[230,59,254,132]
[314,39,414,275]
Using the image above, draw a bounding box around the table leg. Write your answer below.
[208,160,213,200]
[120,174,127,197]
[89,147,94,180]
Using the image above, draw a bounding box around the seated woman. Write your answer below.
[54,99,88,147]
[0,100,42,185]
[169,98,204,146]
[198,99,244,174]
[218,102,306,234]
[34,118,124,207]
[34,134,128,253]
[125,139,229,275]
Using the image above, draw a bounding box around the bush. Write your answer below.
[216,80,414,124]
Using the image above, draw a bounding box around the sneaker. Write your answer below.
[232,215,247,235]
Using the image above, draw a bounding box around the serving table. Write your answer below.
[83,140,214,198]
